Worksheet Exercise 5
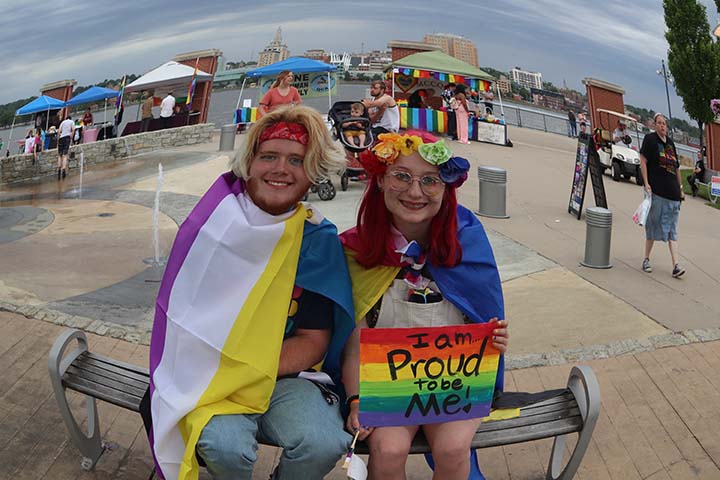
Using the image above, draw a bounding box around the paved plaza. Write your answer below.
[1,126,719,478]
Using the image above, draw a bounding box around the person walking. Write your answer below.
[639,113,685,278]
[57,115,74,179]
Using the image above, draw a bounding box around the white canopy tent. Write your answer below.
[125,61,212,96]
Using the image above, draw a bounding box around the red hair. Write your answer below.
[354,130,462,268]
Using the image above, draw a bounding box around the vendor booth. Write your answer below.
[389,51,509,146]
[123,61,213,135]
[66,86,120,143]
[234,57,337,126]
[5,95,66,154]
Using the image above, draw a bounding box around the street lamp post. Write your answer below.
[656,59,674,137]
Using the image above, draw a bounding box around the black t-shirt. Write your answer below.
[284,285,333,339]
[640,132,681,201]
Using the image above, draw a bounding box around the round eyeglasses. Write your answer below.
[385,170,444,196]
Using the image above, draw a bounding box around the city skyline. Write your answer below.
[2,0,719,122]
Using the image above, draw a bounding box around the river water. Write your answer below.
[1,85,697,156]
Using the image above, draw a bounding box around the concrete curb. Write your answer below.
[3,300,719,369]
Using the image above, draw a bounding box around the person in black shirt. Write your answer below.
[568,110,577,137]
[687,148,706,197]
[639,113,685,278]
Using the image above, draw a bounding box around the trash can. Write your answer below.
[580,207,613,269]
[476,166,509,219]
[219,124,236,152]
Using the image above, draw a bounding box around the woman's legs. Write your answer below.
[424,418,483,480]
[367,425,419,480]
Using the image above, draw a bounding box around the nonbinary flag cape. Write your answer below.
[149,172,355,480]
[340,204,504,480]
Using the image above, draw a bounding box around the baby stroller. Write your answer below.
[328,101,374,191]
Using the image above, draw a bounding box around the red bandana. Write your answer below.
[258,122,309,145]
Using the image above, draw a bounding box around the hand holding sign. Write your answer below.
[359,323,500,427]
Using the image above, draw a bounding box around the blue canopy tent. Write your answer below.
[235,57,337,113]
[66,86,120,127]
[6,95,66,155]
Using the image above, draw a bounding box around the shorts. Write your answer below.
[343,130,364,137]
[58,136,71,155]
[645,193,680,242]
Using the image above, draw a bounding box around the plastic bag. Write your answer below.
[632,192,652,226]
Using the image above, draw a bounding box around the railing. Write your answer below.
[488,101,699,157]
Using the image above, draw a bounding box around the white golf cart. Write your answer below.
[594,108,643,185]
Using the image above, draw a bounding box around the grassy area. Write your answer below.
[679,167,720,209]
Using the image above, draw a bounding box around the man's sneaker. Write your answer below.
[672,264,685,278]
[642,258,652,273]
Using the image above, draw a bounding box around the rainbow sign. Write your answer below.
[359,324,500,427]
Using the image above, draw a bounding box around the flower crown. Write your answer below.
[361,133,470,188]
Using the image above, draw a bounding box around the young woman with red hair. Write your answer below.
[340,131,509,480]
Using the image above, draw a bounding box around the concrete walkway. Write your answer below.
[1,127,719,478]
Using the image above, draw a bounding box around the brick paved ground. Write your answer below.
[4,311,720,480]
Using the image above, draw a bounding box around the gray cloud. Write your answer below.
[1,0,713,122]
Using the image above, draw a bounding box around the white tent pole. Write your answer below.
[45,108,50,131]
[327,72,332,113]
[496,82,505,119]
[104,99,107,126]
[392,69,396,98]
[7,116,16,155]
[236,77,247,111]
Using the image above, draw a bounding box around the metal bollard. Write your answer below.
[219,124,236,152]
[580,207,613,269]
[476,166,510,219]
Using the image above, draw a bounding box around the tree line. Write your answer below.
[0,75,139,129]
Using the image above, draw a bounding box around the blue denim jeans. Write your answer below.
[197,378,351,480]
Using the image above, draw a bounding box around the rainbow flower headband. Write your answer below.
[366,133,470,187]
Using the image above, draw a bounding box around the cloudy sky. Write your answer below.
[2,0,718,121]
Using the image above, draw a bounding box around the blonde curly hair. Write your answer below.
[231,105,346,183]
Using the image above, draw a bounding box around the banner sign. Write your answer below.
[568,136,590,219]
[472,119,507,146]
[711,176,720,196]
[359,324,500,427]
[259,72,337,98]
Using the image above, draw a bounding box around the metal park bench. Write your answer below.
[50,328,600,479]
[355,365,600,479]
[48,329,149,471]
[693,168,719,205]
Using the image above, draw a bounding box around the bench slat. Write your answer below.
[82,352,150,379]
[476,406,581,433]
[63,372,144,411]
[70,359,150,392]
[470,416,584,449]
[65,364,148,398]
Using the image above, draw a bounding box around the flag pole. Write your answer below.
[187,57,200,126]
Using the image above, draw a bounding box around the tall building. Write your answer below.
[423,33,478,67]
[511,67,543,91]
[258,27,290,67]
[496,75,512,95]
[303,49,330,63]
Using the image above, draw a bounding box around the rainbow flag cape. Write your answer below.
[149,172,354,480]
[341,204,504,480]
